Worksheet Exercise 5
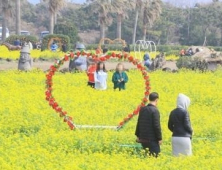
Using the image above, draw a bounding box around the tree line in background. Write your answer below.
[1,0,222,46]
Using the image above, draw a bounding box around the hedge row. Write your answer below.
[85,44,222,56]
[84,44,188,56]
[5,35,38,44]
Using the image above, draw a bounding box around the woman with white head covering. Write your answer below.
[168,93,193,156]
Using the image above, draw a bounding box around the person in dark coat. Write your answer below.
[62,43,67,52]
[135,92,162,157]
[168,93,193,156]
[123,44,130,53]
[112,63,128,91]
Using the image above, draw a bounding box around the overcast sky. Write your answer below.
[28,0,86,4]
[28,0,219,7]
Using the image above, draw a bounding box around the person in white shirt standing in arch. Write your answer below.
[94,62,108,90]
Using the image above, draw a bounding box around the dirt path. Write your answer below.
[0,60,177,71]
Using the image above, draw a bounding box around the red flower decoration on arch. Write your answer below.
[45,51,151,130]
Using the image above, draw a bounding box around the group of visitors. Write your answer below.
[14,38,33,50]
[68,43,128,91]
[87,62,128,91]
[136,92,193,157]
[143,52,166,71]
[180,47,201,57]
[50,41,68,52]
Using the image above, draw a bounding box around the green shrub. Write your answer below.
[85,44,126,51]
[85,44,187,56]
[176,56,208,71]
[5,35,38,44]
[54,23,80,44]
[208,46,222,52]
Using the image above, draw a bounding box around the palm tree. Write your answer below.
[16,0,21,35]
[142,0,162,40]
[87,0,113,41]
[1,0,13,41]
[111,0,135,39]
[132,0,143,44]
[43,0,66,34]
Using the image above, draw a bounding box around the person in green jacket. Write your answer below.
[112,63,128,91]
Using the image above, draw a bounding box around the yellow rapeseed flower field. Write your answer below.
[0,46,179,61]
[0,66,222,169]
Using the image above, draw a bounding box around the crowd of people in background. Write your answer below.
[13,38,40,50]
[180,47,201,57]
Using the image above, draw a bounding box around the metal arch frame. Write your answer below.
[134,40,157,60]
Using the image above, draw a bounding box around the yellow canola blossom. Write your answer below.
[0,46,178,61]
[0,69,222,169]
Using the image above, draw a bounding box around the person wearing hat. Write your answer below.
[18,43,33,71]
[69,43,87,72]
[75,42,85,50]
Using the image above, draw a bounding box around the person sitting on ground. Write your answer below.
[94,62,108,90]
[112,63,128,91]
[180,49,185,56]
[195,48,200,53]
[50,42,58,52]
[143,53,152,70]
[187,48,194,56]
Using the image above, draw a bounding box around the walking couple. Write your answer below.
[135,92,193,157]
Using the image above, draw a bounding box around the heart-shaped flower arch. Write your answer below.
[45,51,151,130]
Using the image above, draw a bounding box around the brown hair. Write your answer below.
[96,62,106,72]
[116,63,124,72]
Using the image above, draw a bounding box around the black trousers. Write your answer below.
[141,141,160,157]
[87,82,95,88]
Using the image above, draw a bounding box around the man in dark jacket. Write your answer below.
[135,92,162,157]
